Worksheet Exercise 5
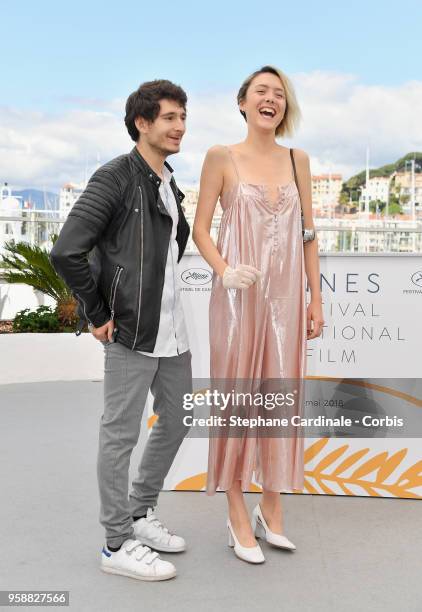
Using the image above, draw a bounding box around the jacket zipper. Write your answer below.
[75,292,93,327]
[132,187,144,349]
[109,266,120,307]
[109,265,123,321]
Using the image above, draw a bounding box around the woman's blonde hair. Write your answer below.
[237,65,301,138]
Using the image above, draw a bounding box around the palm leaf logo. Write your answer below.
[303,438,421,498]
[175,438,422,498]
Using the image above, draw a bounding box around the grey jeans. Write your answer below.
[97,339,192,548]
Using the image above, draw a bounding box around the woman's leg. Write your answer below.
[226,480,257,547]
[260,490,283,534]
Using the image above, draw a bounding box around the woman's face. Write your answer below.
[239,72,286,134]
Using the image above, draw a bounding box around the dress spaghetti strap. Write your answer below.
[289,148,298,185]
[226,146,241,182]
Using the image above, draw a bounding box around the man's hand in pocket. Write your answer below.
[89,320,115,343]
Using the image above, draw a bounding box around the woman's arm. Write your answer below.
[192,145,229,278]
[294,149,324,338]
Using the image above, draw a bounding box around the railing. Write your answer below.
[1,212,422,255]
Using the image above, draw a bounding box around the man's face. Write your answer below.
[137,99,186,156]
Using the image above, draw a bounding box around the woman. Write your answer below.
[193,65,324,563]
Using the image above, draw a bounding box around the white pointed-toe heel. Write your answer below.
[251,504,296,551]
[227,518,265,564]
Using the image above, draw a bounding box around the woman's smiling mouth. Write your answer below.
[259,106,277,118]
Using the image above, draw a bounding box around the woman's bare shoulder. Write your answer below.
[290,147,309,163]
[205,144,229,159]
[206,143,246,157]
[202,145,232,178]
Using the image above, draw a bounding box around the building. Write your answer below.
[394,171,422,213]
[360,176,391,209]
[0,184,25,257]
[59,182,86,219]
[311,174,343,217]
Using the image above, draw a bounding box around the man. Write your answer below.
[50,80,192,581]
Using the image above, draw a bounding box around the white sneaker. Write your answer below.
[100,538,176,581]
[133,507,186,553]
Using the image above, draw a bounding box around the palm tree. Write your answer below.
[0,233,78,326]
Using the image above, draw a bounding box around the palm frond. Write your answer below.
[0,238,72,302]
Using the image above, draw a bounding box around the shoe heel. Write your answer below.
[227,526,235,547]
[251,515,257,533]
[254,521,266,539]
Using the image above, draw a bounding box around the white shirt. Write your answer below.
[137,165,190,358]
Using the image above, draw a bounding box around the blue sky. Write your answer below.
[1,0,421,190]
[2,0,421,111]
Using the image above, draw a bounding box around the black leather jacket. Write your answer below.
[49,146,190,352]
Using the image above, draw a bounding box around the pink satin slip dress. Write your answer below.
[206,146,307,494]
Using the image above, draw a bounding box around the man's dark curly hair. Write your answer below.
[124,79,187,142]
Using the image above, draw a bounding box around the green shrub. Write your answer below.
[12,305,74,333]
